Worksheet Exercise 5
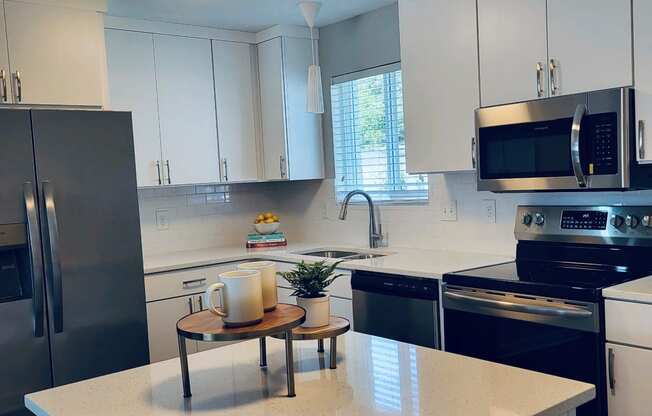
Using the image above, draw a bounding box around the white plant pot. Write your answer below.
[296,294,330,328]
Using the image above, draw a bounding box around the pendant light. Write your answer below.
[299,1,324,114]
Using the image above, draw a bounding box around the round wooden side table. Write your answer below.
[270,316,350,369]
[176,303,305,398]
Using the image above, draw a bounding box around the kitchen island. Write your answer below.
[25,332,593,416]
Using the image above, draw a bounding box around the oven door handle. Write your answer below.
[444,291,593,318]
[571,104,588,188]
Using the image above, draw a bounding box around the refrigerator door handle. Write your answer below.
[42,181,64,333]
[24,182,45,338]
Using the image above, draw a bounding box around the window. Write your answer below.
[331,63,428,203]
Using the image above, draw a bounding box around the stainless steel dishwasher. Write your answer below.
[351,270,440,349]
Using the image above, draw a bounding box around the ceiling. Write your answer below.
[107,0,397,33]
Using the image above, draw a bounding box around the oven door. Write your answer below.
[443,285,604,416]
[475,88,630,192]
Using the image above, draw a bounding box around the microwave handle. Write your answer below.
[571,104,587,188]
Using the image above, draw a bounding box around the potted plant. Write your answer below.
[278,261,343,327]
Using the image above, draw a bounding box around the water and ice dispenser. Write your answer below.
[0,223,31,303]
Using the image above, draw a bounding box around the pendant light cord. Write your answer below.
[310,26,316,66]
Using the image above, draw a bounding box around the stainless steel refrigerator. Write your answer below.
[0,109,149,416]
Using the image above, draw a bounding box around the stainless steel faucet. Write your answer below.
[338,190,383,248]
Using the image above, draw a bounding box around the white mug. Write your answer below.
[203,270,264,327]
[237,261,278,311]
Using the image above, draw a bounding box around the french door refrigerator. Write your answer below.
[0,109,149,416]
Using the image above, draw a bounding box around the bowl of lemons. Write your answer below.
[254,212,280,234]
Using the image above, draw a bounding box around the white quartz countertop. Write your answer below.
[603,275,652,304]
[143,243,513,279]
[25,332,594,416]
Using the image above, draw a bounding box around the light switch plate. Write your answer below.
[482,199,496,224]
[440,199,458,221]
[155,209,171,230]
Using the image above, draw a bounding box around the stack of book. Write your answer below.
[246,232,287,248]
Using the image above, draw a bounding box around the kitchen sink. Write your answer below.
[296,249,387,260]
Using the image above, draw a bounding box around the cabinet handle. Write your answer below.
[639,120,646,160]
[536,62,544,98]
[198,295,203,310]
[222,158,229,182]
[188,297,194,314]
[608,347,615,393]
[165,160,171,185]
[280,155,287,179]
[0,69,7,102]
[155,161,162,185]
[14,70,22,102]
[182,278,206,289]
[549,59,559,96]
[471,137,477,169]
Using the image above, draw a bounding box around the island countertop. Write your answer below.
[25,332,594,416]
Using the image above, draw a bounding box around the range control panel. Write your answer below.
[515,206,652,246]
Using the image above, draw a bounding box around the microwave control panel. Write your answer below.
[584,112,618,175]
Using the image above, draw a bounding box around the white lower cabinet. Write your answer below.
[605,343,652,415]
[330,296,353,325]
[146,295,198,363]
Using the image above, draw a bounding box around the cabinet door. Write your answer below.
[606,343,652,415]
[146,296,197,363]
[399,0,480,173]
[633,0,652,163]
[478,0,548,106]
[105,30,162,187]
[0,0,12,104]
[154,35,220,185]
[258,37,288,180]
[212,40,259,182]
[277,287,296,305]
[194,295,238,352]
[330,297,353,326]
[4,1,103,106]
[282,37,324,180]
[547,0,632,97]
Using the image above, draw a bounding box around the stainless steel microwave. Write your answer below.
[475,88,652,192]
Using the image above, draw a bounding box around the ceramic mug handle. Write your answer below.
[203,282,227,317]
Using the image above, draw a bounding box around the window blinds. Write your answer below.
[331,64,428,203]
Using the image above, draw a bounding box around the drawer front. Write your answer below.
[275,262,352,299]
[145,262,243,302]
[605,299,652,348]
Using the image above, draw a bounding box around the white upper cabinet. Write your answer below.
[105,30,162,187]
[547,0,632,97]
[399,0,479,173]
[0,1,11,105]
[633,0,652,163]
[478,0,548,107]
[212,40,260,182]
[154,35,220,185]
[4,1,104,106]
[258,37,324,181]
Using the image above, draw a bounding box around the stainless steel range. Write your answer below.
[443,205,652,416]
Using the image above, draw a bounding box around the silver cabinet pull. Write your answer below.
[608,347,616,393]
[549,59,559,96]
[536,62,544,97]
[24,182,45,338]
[14,70,22,102]
[165,160,171,184]
[639,120,646,160]
[222,158,229,182]
[471,137,477,169]
[42,181,64,333]
[571,104,587,188]
[0,69,7,102]
[182,278,206,289]
[280,155,287,179]
[155,160,162,185]
[188,297,194,314]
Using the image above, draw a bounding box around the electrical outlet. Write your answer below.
[155,209,171,230]
[482,199,496,224]
[440,199,458,221]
